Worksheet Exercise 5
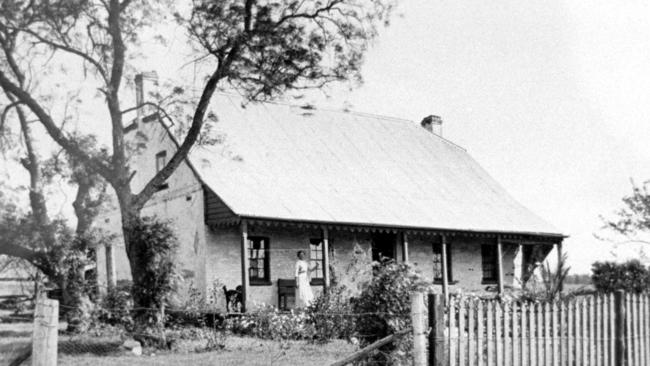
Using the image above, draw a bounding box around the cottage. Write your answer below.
[96,92,564,311]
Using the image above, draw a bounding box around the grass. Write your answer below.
[0,320,358,366]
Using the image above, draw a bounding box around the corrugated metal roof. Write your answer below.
[189,94,562,237]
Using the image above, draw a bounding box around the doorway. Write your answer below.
[371,232,396,262]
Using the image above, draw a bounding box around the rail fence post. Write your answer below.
[32,295,58,366]
[428,293,448,366]
[412,292,427,366]
[615,290,626,366]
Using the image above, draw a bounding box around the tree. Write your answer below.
[0,0,396,310]
[0,14,108,329]
[604,180,650,246]
[592,260,650,293]
[0,90,108,331]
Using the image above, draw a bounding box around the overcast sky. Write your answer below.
[5,1,649,273]
[325,0,650,273]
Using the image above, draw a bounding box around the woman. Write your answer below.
[295,250,318,308]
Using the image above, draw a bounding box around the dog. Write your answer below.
[223,285,243,313]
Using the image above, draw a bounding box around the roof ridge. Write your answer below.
[213,92,469,152]
[214,91,413,124]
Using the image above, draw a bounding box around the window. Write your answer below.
[432,243,452,282]
[155,151,169,190]
[155,151,166,172]
[248,236,270,285]
[309,238,324,283]
[481,244,498,283]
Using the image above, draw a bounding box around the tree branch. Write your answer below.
[120,102,175,126]
[0,242,52,278]
[0,69,114,181]
[12,27,108,83]
[131,67,225,209]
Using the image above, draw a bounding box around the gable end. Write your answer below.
[204,185,237,225]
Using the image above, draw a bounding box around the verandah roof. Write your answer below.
[185,94,562,238]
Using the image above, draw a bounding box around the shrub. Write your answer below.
[520,253,570,302]
[226,304,314,340]
[126,216,180,325]
[167,282,225,328]
[94,281,134,329]
[306,285,355,343]
[592,260,650,293]
[352,260,432,365]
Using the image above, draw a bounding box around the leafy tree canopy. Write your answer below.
[591,260,650,294]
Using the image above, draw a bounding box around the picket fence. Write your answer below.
[426,291,650,366]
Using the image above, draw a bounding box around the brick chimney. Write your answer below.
[134,71,159,128]
[420,115,443,136]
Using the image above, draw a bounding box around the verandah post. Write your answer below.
[556,242,563,293]
[441,236,449,304]
[240,219,249,313]
[402,231,409,262]
[411,292,427,366]
[322,226,330,290]
[496,235,504,295]
[615,290,626,366]
[428,293,448,366]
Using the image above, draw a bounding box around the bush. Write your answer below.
[592,260,650,293]
[94,281,134,329]
[520,253,570,303]
[306,285,355,343]
[226,304,314,340]
[167,283,225,328]
[352,260,432,365]
[126,216,180,325]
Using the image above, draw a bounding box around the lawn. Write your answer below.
[0,320,358,366]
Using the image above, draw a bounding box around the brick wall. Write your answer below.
[204,225,520,310]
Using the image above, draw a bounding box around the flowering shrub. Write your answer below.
[226,304,315,340]
[93,281,134,329]
[306,285,355,343]
[352,260,433,365]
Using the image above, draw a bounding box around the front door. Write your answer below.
[371,233,396,262]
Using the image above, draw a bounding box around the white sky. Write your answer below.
[4,1,650,273]
[324,0,650,273]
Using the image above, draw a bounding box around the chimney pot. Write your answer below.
[420,115,443,136]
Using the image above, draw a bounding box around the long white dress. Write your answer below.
[295,260,314,308]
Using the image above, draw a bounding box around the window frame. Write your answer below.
[481,244,499,284]
[248,236,271,286]
[308,238,325,286]
[432,242,452,284]
[155,151,169,190]
[155,151,167,172]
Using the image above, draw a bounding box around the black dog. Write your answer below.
[223,285,243,313]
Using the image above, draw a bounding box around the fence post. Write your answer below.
[32,295,58,366]
[428,293,448,366]
[411,292,427,366]
[615,290,626,366]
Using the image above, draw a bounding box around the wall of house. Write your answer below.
[95,119,208,299]
[204,225,520,310]
[409,235,519,294]
[205,225,377,310]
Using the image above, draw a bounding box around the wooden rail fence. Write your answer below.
[425,290,650,366]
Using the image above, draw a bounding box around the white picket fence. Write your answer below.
[426,291,650,366]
